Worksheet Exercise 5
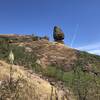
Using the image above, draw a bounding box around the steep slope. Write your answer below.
[16,39,100,74]
[0,60,75,100]
[0,34,99,73]
[0,34,100,100]
[21,40,77,70]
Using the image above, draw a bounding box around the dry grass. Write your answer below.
[0,60,75,100]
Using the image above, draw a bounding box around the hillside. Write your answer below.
[0,60,76,100]
[0,34,100,100]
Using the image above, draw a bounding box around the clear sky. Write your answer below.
[0,0,100,55]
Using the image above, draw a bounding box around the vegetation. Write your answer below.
[0,41,37,69]
[0,37,100,100]
[31,61,100,99]
[77,50,100,74]
[31,34,49,41]
[0,47,40,100]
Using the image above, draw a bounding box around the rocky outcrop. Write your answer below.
[53,26,65,44]
[22,40,77,71]
[0,60,76,100]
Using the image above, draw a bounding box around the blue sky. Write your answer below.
[0,0,100,55]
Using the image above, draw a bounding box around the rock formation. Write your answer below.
[53,26,65,43]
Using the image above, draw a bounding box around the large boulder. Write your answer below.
[53,26,65,43]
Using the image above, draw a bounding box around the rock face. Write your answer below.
[53,26,65,43]
[0,60,76,100]
[22,40,77,71]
